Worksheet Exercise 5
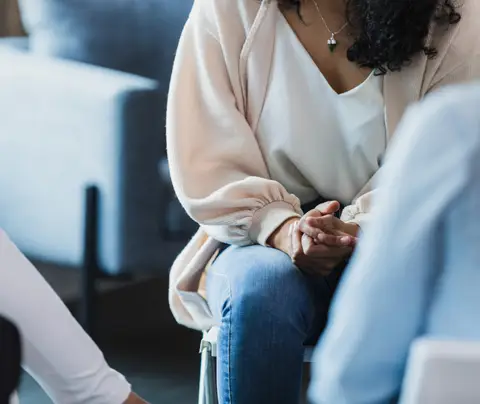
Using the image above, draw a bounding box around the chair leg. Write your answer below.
[81,185,100,339]
[199,339,218,404]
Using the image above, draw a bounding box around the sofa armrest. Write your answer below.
[0,49,168,274]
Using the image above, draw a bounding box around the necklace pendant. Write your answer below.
[328,34,337,53]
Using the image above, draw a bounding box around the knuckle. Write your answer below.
[324,215,334,224]
[306,209,321,218]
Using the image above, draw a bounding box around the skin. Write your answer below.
[269,202,358,275]
[124,393,149,404]
[268,0,367,274]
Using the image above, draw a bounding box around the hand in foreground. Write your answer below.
[289,201,356,275]
[298,201,360,242]
[268,201,357,276]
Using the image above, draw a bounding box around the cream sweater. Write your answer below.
[167,0,480,330]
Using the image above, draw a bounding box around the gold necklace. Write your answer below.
[311,0,349,53]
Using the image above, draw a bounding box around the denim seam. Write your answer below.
[208,270,233,403]
[226,278,233,404]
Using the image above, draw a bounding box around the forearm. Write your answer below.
[267,217,300,254]
[0,230,131,404]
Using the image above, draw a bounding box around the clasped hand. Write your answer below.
[270,201,359,276]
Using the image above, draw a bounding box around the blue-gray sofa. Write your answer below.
[0,0,195,328]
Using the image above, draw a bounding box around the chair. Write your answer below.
[400,338,480,404]
[198,327,316,404]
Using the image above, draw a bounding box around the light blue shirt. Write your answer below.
[309,83,480,404]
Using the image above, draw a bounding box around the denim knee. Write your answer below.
[207,245,316,336]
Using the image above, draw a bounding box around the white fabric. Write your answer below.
[401,339,480,404]
[256,15,386,206]
[0,229,131,404]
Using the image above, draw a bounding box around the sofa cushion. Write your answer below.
[18,0,193,81]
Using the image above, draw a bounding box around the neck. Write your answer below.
[309,0,346,18]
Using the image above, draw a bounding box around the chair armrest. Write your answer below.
[400,338,480,404]
[0,49,167,273]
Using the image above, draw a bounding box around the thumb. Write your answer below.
[316,200,340,215]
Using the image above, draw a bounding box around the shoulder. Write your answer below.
[426,0,480,83]
[191,0,265,29]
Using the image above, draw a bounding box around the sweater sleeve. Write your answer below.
[340,190,375,229]
[166,1,302,246]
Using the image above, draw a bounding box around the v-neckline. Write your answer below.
[278,12,375,96]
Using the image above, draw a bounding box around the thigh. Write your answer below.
[206,244,342,341]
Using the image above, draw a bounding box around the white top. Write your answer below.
[256,15,387,206]
[167,0,479,330]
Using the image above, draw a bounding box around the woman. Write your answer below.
[0,229,147,404]
[309,83,480,404]
[167,0,480,402]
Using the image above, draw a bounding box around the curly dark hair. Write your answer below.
[277,0,461,74]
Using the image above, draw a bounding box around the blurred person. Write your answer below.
[167,0,480,402]
[0,229,147,404]
[309,83,480,403]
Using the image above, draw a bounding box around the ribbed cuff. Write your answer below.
[340,204,369,229]
[249,201,301,246]
[345,213,368,230]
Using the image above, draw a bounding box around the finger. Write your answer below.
[299,218,353,247]
[301,233,315,254]
[303,209,324,219]
[315,200,340,215]
[298,210,323,232]
[306,215,340,232]
[306,217,356,244]
[307,216,356,237]
[303,242,353,258]
[297,219,324,239]
[316,232,356,247]
[288,223,294,256]
[291,222,303,260]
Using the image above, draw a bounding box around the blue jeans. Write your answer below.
[206,243,345,404]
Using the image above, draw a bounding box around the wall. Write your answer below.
[0,0,25,37]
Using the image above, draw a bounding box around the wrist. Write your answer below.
[267,217,299,254]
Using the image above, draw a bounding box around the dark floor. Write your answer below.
[18,276,201,404]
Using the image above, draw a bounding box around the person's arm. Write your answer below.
[167,1,301,247]
[309,85,480,404]
[0,229,140,404]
